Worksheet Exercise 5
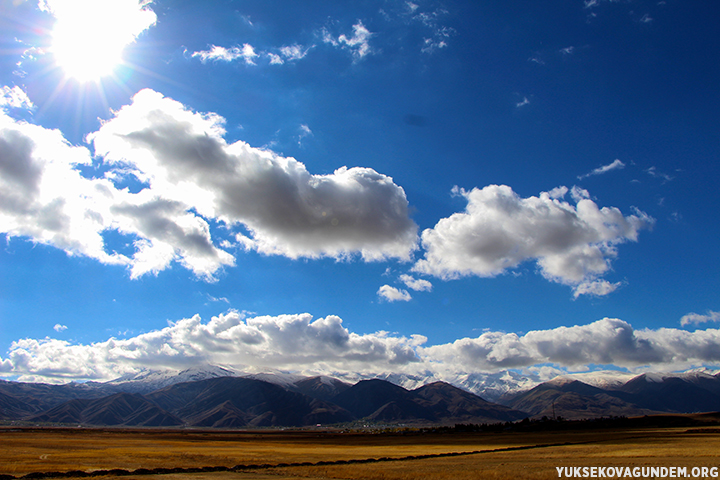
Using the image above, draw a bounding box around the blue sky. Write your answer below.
[0,0,719,384]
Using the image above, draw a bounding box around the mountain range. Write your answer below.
[0,373,526,428]
[1,367,720,427]
[500,371,720,419]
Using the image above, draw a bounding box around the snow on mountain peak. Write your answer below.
[105,364,239,392]
[551,371,637,390]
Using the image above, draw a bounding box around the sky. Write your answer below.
[0,0,719,385]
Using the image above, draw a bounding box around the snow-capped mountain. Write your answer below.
[105,364,312,394]
[102,364,720,404]
[448,371,544,401]
[637,369,720,384]
[105,365,239,393]
[549,371,638,390]
[5,364,720,426]
[322,370,544,402]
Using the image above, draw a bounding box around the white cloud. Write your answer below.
[192,44,259,65]
[421,37,447,54]
[53,324,68,332]
[515,97,530,108]
[196,43,312,66]
[420,318,720,373]
[578,159,625,179]
[584,0,621,7]
[0,102,235,280]
[646,166,674,182]
[108,191,235,279]
[399,274,432,292]
[90,89,418,262]
[3,313,720,383]
[413,9,455,54]
[413,184,653,296]
[207,294,230,304]
[0,86,34,110]
[279,44,311,62]
[681,310,720,327]
[297,124,313,146]
[0,108,131,269]
[267,53,283,65]
[378,285,412,302]
[0,88,415,280]
[572,279,621,298]
[0,311,425,381]
[323,21,373,59]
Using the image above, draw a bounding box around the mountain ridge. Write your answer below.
[3,366,720,426]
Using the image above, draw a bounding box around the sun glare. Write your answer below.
[47,0,156,82]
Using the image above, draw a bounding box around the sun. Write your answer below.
[52,17,125,81]
[47,0,156,82]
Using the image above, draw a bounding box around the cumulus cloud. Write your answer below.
[578,159,625,179]
[0,311,425,381]
[399,274,432,292]
[90,89,417,261]
[0,108,131,269]
[53,324,68,332]
[681,310,720,327]
[192,44,259,65]
[109,191,235,279]
[413,185,653,296]
[323,21,373,59]
[0,88,415,279]
[378,285,412,302]
[419,318,720,373]
[0,103,235,280]
[3,313,720,383]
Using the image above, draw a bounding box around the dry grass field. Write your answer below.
[1,426,719,480]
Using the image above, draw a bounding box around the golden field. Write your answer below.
[1,425,720,479]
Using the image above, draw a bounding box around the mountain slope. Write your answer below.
[499,376,720,420]
[332,379,528,424]
[0,379,117,415]
[293,376,352,401]
[331,379,423,420]
[413,381,527,423]
[27,393,182,426]
[501,379,656,419]
[186,400,252,428]
[0,390,38,419]
[147,377,355,427]
[616,374,720,413]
